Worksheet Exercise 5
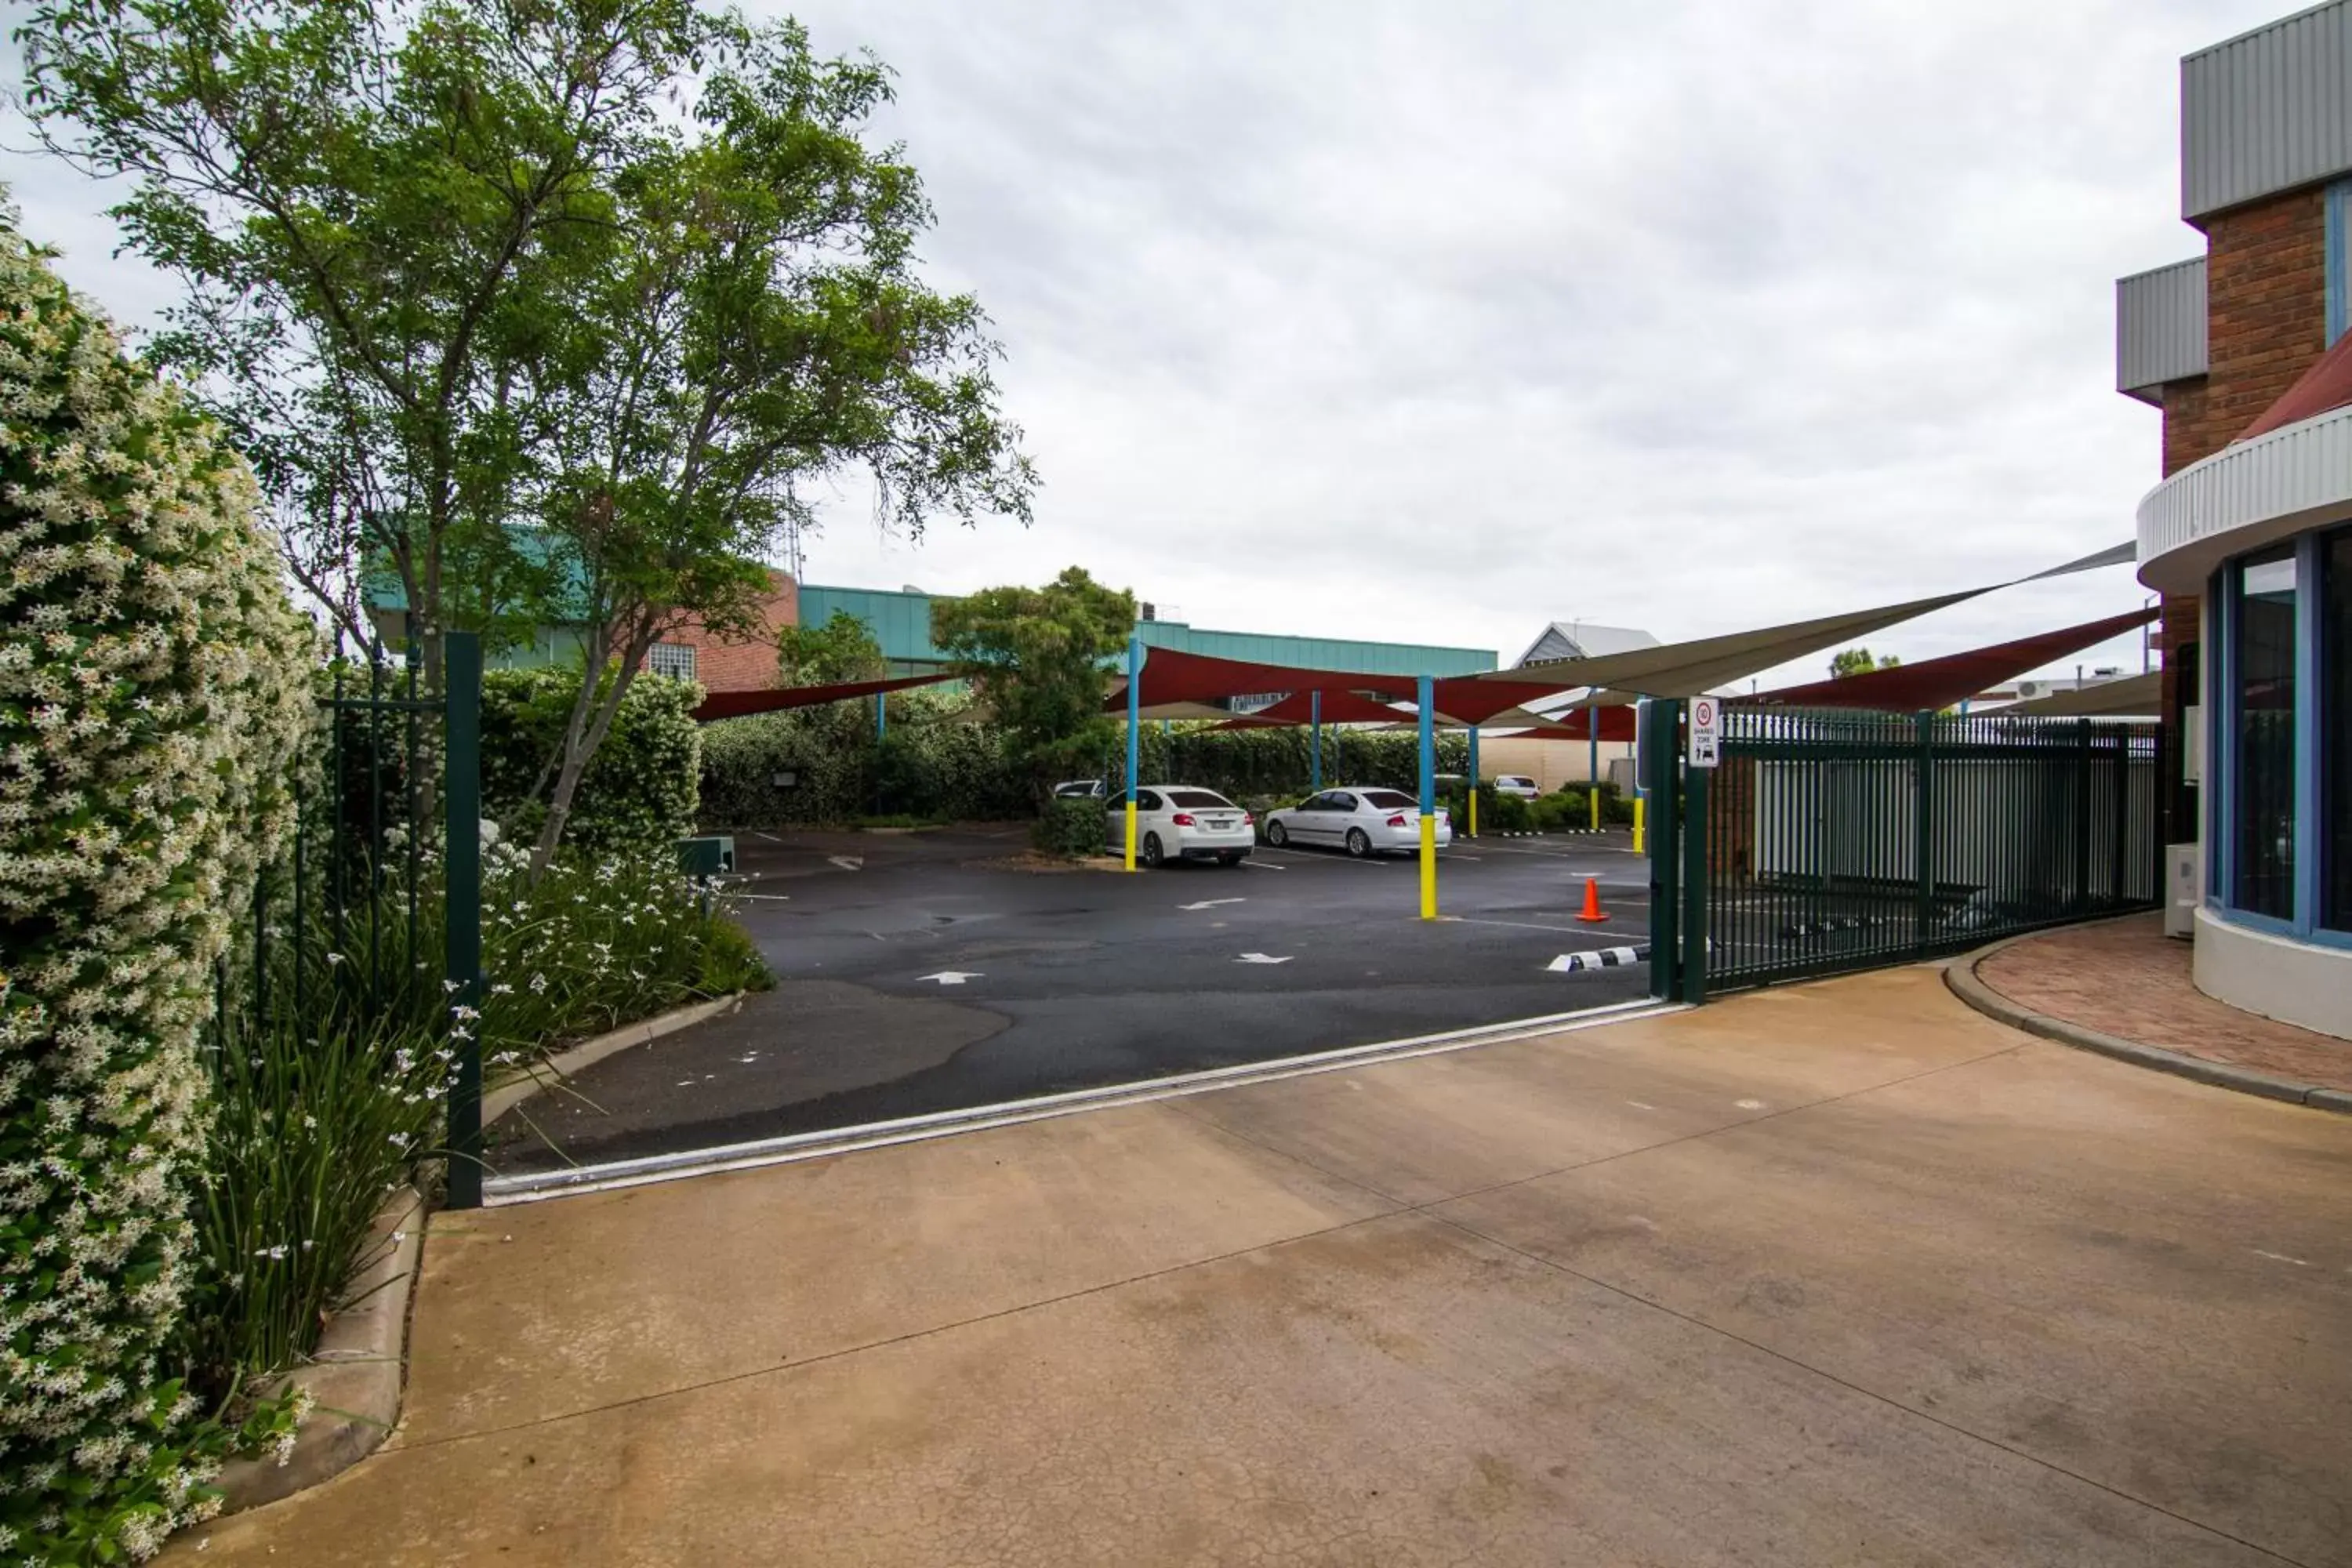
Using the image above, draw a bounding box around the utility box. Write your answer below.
[1606,757,1639,794]
[678,835,736,879]
[2165,841,2201,939]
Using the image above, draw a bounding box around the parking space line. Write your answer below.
[1446,916,1635,937]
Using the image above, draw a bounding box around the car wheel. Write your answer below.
[1141,832,1163,868]
[1266,821,1289,848]
[1345,827,1371,858]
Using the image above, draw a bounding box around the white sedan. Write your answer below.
[1105,786,1255,867]
[1261,788,1452,858]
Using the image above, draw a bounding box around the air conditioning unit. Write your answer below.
[2016,678,2049,699]
[2165,841,2201,939]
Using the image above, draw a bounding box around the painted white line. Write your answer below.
[483,996,1688,1204]
[1452,916,1614,936]
[1240,859,1287,870]
[827,855,864,872]
[729,892,793,902]
[1178,898,1248,911]
[2252,1249,2310,1266]
[916,971,982,985]
[752,830,784,842]
[1235,953,1293,964]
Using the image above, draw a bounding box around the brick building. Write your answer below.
[2117,0,2352,1036]
[641,568,798,692]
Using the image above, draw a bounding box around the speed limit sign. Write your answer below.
[1688,696,1721,768]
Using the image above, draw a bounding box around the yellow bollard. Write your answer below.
[1590,779,1601,830]
[1124,800,1138,871]
[1467,786,1478,839]
[1419,813,1438,919]
[1632,796,1646,855]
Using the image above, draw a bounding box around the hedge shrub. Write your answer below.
[1028,797,1103,856]
[699,696,1030,828]
[0,227,316,1560]
[479,666,702,855]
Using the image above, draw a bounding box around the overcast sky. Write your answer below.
[0,1,2292,687]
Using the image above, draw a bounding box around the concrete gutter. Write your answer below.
[217,1185,426,1512]
[481,993,744,1127]
[1944,933,2351,1116]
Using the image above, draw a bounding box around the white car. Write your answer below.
[1105,785,1254,867]
[1491,775,1540,800]
[1261,788,1453,858]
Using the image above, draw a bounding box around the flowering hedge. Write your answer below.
[479,666,702,855]
[0,228,314,1559]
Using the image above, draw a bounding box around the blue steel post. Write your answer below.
[1123,636,1143,870]
[1467,724,1480,837]
[1310,689,1322,792]
[1417,673,1436,919]
[876,691,887,738]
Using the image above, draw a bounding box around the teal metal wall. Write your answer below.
[801,583,1495,679]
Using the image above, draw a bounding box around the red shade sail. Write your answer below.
[1748,606,2158,713]
[1427,677,1594,725]
[2237,330,2352,442]
[693,670,956,722]
[1526,704,1639,742]
[1104,645,1430,710]
[1236,688,1414,724]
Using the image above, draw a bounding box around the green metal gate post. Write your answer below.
[443,632,485,1210]
[1680,760,1708,1004]
[1914,711,1935,959]
[1646,699,1681,1001]
[2111,729,2130,905]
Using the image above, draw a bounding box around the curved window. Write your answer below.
[2327,528,2352,930]
[2231,547,2297,917]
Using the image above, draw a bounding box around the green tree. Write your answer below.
[1828,645,1901,679]
[932,568,1135,795]
[15,0,714,682]
[779,608,889,686]
[20,1,1037,869]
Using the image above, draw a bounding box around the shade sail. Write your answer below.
[1237,688,1413,724]
[1133,699,1250,722]
[1993,670,2162,718]
[1103,645,1428,710]
[1426,676,1597,724]
[2237,330,2352,442]
[693,670,956,722]
[1749,606,2158,713]
[1468,543,2137,702]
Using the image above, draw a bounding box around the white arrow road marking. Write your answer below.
[827,855,864,871]
[916,971,983,985]
[1235,953,1293,964]
[1178,898,1248,911]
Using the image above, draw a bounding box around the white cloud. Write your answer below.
[1,0,2285,688]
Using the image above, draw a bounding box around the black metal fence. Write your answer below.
[1697,706,2161,992]
[210,631,487,1204]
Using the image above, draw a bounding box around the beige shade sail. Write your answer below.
[1990,671,2162,718]
[1467,543,2134,702]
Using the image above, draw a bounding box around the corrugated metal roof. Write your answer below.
[2181,0,2352,219]
[2115,257,2209,397]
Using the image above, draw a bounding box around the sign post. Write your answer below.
[1687,695,1722,769]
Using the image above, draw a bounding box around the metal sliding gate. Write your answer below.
[1690,706,2161,993]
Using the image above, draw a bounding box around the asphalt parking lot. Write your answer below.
[488,824,1653,1177]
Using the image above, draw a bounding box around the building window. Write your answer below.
[648,642,697,681]
[2230,547,2297,918]
[2327,527,2352,931]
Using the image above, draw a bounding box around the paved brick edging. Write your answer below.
[1944,929,2352,1116]
[217,1185,426,1513]
[481,992,745,1127]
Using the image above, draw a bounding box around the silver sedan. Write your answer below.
[1261,788,1452,858]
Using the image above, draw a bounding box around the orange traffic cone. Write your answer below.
[1576,876,1609,923]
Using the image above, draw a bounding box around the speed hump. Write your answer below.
[1688,696,1721,768]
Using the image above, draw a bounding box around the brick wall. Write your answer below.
[645,569,798,694]
[2151,185,2332,843]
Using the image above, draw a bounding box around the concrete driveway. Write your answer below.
[179,965,2352,1566]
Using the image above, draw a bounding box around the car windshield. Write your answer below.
[1167,789,1236,809]
[1363,790,1417,809]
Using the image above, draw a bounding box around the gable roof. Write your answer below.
[1512,622,1661,668]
